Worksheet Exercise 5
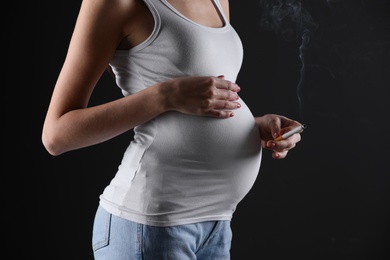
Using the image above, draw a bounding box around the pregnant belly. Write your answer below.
[150,99,260,161]
[136,98,262,203]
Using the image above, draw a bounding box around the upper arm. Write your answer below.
[47,0,136,117]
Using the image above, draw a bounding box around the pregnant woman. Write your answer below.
[42,0,303,259]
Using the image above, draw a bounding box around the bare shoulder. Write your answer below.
[80,0,141,18]
[77,0,152,48]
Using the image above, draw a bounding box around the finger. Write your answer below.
[210,85,239,101]
[217,89,239,101]
[214,77,241,92]
[211,100,241,110]
[198,98,241,118]
[284,133,301,145]
[272,150,288,159]
[207,109,235,118]
[264,135,299,153]
[271,138,298,152]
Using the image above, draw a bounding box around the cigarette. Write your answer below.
[274,124,306,141]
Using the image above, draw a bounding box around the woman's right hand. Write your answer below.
[161,75,242,118]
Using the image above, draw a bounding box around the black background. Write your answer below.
[21,0,390,259]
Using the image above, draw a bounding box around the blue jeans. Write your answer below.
[92,206,232,260]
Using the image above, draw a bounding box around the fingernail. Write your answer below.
[267,142,276,148]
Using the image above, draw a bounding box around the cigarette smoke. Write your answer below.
[258,0,318,119]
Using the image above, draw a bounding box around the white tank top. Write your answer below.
[99,0,263,226]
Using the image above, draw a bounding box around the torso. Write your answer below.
[100,0,262,227]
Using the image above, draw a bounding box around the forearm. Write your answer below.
[42,83,166,156]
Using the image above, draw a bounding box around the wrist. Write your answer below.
[155,79,177,112]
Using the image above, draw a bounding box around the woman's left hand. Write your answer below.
[255,114,303,159]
